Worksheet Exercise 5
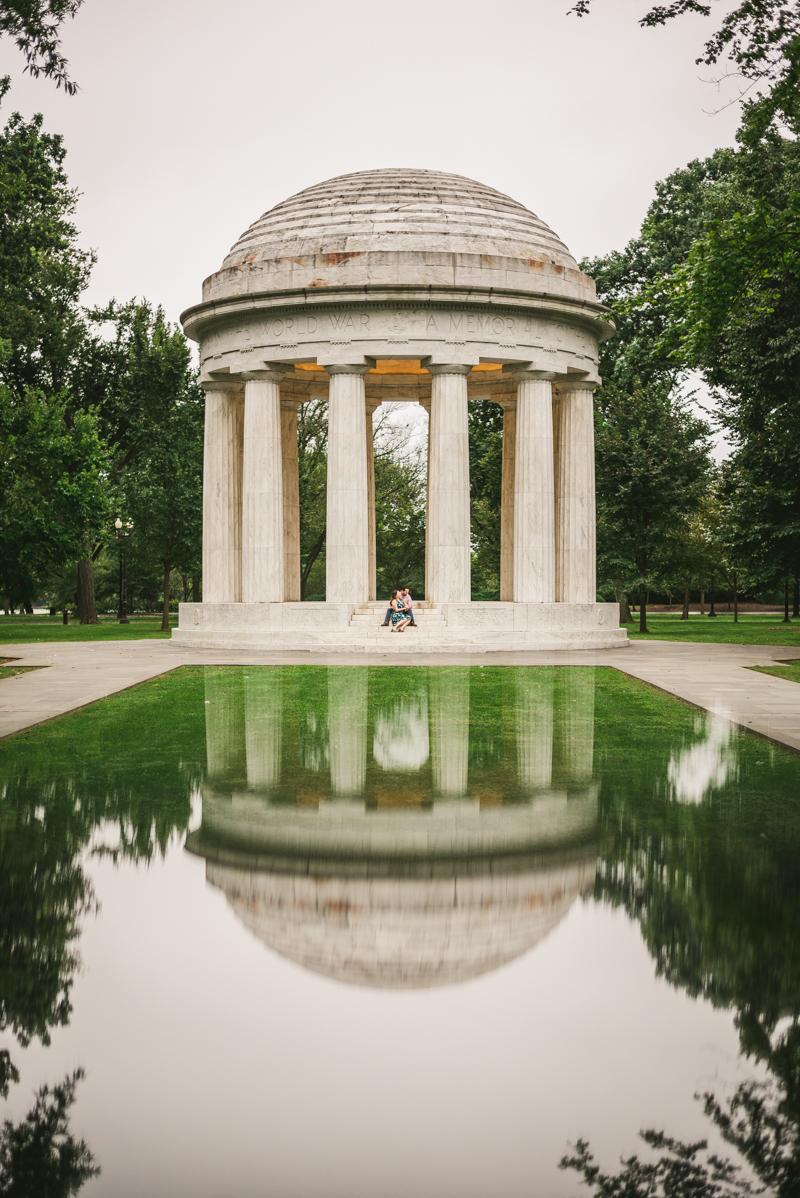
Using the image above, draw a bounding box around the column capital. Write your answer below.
[554,377,599,393]
[242,365,293,384]
[426,363,473,377]
[201,378,243,394]
[324,363,371,377]
[503,366,557,381]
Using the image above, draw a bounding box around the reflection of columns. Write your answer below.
[430,668,470,796]
[328,667,368,796]
[516,668,554,790]
[366,404,378,602]
[499,399,516,603]
[281,401,301,602]
[202,384,243,603]
[427,365,471,604]
[242,370,287,603]
[553,668,595,787]
[204,667,247,788]
[326,366,370,604]
[244,669,283,790]
[513,371,556,602]
[554,383,597,603]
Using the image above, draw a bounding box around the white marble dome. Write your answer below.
[200,167,595,306]
[222,168,579,273]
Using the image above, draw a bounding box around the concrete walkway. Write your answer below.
[0,638,799,753]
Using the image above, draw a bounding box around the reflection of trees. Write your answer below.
[0,1070,99,1195]
[589,681,800,1196]
[0,667,206,1189]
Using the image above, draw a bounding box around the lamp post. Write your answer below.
[114,518,133,625]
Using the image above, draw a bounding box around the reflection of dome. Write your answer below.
[205,858,595,989]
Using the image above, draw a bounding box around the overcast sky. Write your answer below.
[0,0,743,327]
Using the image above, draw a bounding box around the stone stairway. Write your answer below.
[348,601,446,638]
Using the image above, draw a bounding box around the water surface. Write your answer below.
[1,665,799,1196]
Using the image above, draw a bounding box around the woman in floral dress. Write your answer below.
[389,590,411,632]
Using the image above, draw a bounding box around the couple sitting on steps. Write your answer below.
[382,587,416,632]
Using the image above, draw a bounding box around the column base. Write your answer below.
[173,602,628,653]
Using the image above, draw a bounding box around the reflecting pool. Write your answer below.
[1,665,799,1196]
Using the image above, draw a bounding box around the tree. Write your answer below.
[570,0,800,135]
[0,2,84,94]
[77,301,204,628]
[296,399,328,599]
[595,383,711,631]
[0,83,93,397]
[468,400,504,597]
[0,365,108,611]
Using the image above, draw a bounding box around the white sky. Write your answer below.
[0,0,743,326]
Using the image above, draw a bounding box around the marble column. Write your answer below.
[325,365,370,604]
[242,369,288,604]
[328,667,368,796]
[281,401,301,602]
[512,371,556,603]
[554,382,597,604]
[499,399,516,603]
[202,383,243,603]
[426,365,472,604]
[366,403,378,602]
[430,667,470,797]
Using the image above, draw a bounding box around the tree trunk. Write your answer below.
[638,585,648,633]
[700,577,705,615]
[783,579,791,624]
[681,577,690,620]
[613,578,633,624]
[181,574,189,603]
[76,558,99,624]
[161,560,172,632]
[733,574,738,623]
[23,599,33,614]
[192,576,201,603]
[708,574,717,617]
[301,527,326,600]
[794,575,799,619]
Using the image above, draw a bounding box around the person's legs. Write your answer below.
[382,607,391,626]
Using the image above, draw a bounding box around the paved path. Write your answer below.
[1,638,799,753]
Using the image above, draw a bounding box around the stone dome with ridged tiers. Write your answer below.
[197,167,596,308]
[222,168,579,274]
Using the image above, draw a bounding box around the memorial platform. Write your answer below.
[172,600,628,653]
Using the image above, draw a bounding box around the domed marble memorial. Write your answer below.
[174,169,626,651]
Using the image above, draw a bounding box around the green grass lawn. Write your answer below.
[0,613,177,643]
[750,660,800,685]
[0,658,46,679]
[624,611,800,646]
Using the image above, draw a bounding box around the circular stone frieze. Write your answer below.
[181,168,613,392]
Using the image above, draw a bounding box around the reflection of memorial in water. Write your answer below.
[187,667,599,988]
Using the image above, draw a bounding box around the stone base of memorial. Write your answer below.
[173,600,627,652]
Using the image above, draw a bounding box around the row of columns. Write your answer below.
[202,364,596,606]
